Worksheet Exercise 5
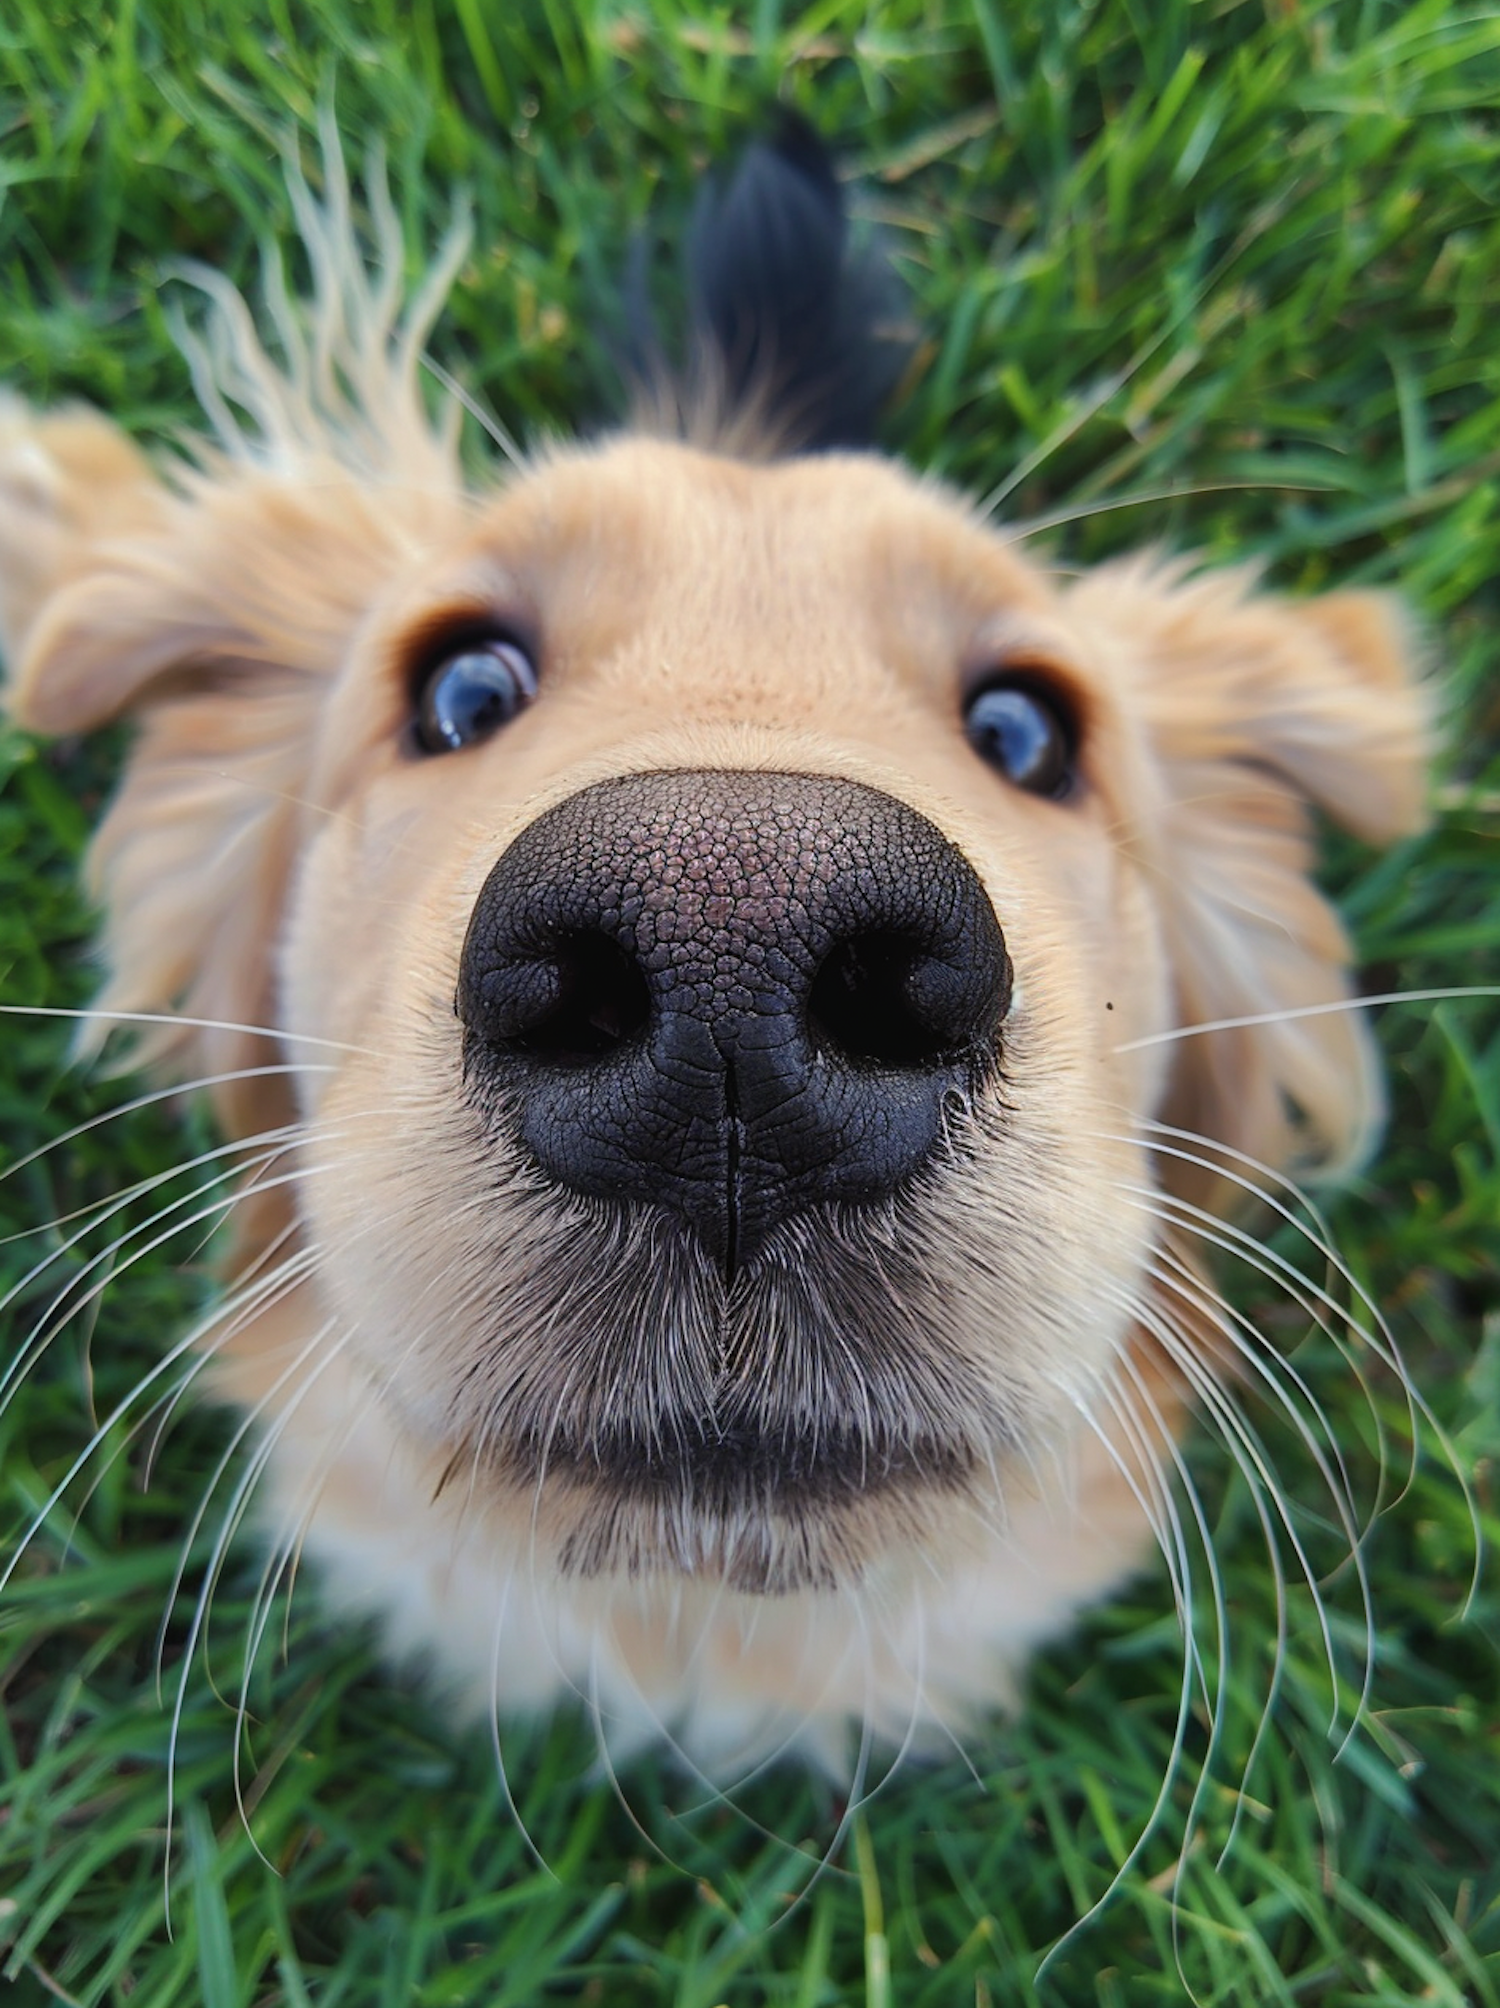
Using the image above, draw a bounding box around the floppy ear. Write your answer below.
[1068,557,1432,1198]
[0,161,470,1134]
[0,398,173,692]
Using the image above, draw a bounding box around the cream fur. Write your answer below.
[0,171,1431,1777]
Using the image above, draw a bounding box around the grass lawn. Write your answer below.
[2,0,1499,2001]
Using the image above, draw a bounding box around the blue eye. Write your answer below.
[963,680,1077,799]
[415,636,538,754]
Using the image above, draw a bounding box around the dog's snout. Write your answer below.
[457,770,1011,1275]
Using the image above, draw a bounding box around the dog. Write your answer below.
[0,122,1429,1782]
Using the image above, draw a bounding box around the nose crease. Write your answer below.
[456,769,1011,1275]
[722,1056,743,1284]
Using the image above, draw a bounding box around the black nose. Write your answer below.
[456,770,1010,1277]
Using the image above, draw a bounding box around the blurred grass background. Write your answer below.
[1,0,1498,2000]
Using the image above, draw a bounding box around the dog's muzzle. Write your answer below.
[456,769,1011,1276]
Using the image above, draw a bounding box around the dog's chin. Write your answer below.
[541,1470,971,1596]
[434,1192,1015,1596]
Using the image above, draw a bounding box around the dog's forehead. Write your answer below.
[463,435,1060,663]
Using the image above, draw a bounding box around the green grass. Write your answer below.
[2,0,1499,2000]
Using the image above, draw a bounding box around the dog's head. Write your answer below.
[0,132,1428,1623]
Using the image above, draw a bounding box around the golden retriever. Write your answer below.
[0,126,1428,1779]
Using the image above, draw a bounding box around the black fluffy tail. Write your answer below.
[628,113,912,456]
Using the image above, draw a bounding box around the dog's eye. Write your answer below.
[414,637,538,754]
[963,680,1077,799]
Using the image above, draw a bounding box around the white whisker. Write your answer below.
[157,1251,327,1691]
[0,1001,377,1057]
[1116,986,1500,1054]
[0,1063,333,1192]
[1009,477,1334,541]
[0,1134,314,1423]
[0,1156,344,1598]
[0,1119,311,1258]
[1124,1175,1478,1580]
[164,1320,352,1901]
[1040,1367,1205,1983]
[52,1233,314,1572]
[476,1575,560,1884]
[140,1215,307,1486]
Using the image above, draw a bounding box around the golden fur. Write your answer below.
[0,166,1429,1775]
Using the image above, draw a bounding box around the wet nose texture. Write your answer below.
[457,770,1011,1278]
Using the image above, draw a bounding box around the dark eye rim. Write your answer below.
[961,667,1083,802]
[402,616,541,758]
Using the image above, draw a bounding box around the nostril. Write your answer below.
[474,929,651,1066]
[807,930,982,1070]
